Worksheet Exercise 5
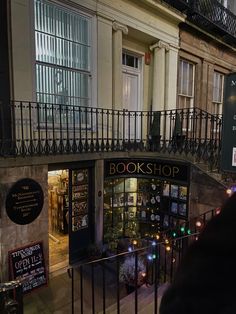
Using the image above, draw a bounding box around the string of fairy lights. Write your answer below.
[126,204,223,261]
[120,187,235,267]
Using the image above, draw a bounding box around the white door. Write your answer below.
[122,52,142,140]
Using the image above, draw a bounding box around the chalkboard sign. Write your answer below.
[8,242,47,294]
[6,178,44,225]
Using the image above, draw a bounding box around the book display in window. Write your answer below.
[104,177,189,239]
[171,201,178,214]
[163,182,170,196]
[179,186,187,200]
[179,203,187,216]
[170,185,179,198]
[71,169,89,232]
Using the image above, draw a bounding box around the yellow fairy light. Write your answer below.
[165,239,169,244]
[156,234,160,240]
[133,240,137,245]
[166,245,171,252]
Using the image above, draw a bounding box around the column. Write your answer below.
[94,160,104,244]
[150,40,169,111]
[97,16,113,108]
[112,21,128,109]
[165,46,178,110]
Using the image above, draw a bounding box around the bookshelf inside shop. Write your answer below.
[48,172,69,235]
[103,178,188,240]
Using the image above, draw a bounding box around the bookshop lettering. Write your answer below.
[103,159,189,239]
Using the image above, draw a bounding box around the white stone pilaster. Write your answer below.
[97,16,113,108]
[112,21,128,109]
[165,46,178,110]
[150,40,169,111]
[94,160,104,244]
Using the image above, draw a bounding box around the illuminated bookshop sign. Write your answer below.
[104,159,189,182]
[6,178,44,225]
[221,72,236,172]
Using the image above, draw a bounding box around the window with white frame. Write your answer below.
[212,71,224,116]
[34,0,92,123]
[178,59,195,109]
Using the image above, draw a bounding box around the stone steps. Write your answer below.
[98,283,169,314]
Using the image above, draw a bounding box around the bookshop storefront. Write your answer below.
[103,159,190,241]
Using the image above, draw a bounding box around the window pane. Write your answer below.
[213,71,224,103]
[122,52,138,68]
[34,0,91,113]
[178,59,194,97]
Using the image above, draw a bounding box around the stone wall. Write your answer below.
[189,165,227,219]
[0,165,48,281]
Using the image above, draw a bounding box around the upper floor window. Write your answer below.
[34,0,92,112]
[212,71,224,115]
[178,59,195,109]
[122,53,139,69]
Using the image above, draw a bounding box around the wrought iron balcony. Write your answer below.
[0,101,222,171]
[163,0,236,45]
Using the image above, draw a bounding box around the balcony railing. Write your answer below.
[163,0,236,44]
[0,101,222,170]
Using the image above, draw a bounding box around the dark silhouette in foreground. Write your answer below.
[160,192,236,314]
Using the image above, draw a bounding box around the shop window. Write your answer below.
[103,178,188,241]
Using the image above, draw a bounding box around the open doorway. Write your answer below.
[48,170,69,272]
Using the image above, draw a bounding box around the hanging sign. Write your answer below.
[8,242,47,294]
[221,72,236,172]
[6,178,44,225]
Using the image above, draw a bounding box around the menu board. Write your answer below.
[71,169,89,232]
[8,242,47,294]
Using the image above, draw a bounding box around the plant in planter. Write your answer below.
[103,226,121,256]
[149,111,161,151]
[172,112,185,150]
[119,255,146,293]
[86,243,103,261]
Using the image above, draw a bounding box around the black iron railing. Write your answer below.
[163,0,236,44]
[67,233,198,314]
[0,280,23,314]
[0,101,222,169]
[164,206,221,239]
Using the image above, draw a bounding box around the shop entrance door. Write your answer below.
[69,167,94,264]
[122,52,142,140]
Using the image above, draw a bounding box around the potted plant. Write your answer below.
[119,255,146,293]
[86,243,103,261]
[149,111,161,151]
[172,112,185,150]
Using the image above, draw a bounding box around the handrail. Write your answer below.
[0,280,21,292]
[67,232,199,313]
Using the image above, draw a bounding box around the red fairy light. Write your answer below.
[215,207,221,215]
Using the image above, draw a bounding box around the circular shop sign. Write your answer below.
[6,178,44,225]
